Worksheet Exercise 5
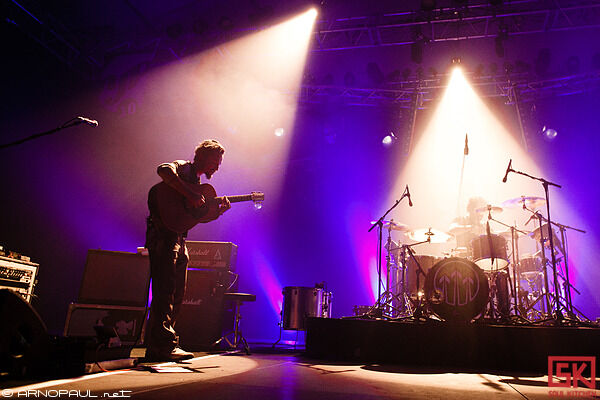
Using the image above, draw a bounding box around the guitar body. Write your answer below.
[150,181,264,234]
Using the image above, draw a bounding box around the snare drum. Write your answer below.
[424,257,489,322]
[470,234,509,271]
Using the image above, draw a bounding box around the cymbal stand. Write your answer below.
[505,164,564,324]
[396,239,431,321]
[486,212,529,319]
[367,188,410,317]
[527,210,553,316]
[539,217,589,321]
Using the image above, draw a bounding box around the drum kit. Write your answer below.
[373,194,589,324]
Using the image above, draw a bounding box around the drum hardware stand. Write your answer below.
[368,186,411,317]
[525,210,591,325]
[395,239,432,321]
[551,218,586,319]
[485,208,530,323]
[503,163,566,325]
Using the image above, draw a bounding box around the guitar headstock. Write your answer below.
[252,192,265,209]
[251,192,265,202]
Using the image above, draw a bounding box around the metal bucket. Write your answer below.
[282,286,325,330]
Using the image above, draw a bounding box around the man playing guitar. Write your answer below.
[144,139,230,361]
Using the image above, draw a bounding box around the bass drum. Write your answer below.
[424,258,489,322]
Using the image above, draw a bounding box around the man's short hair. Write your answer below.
[194,139,225,162]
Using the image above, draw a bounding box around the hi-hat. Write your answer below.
[474,205,503,215]
[407,228,451,243]
[371,220,409,232]
[502,196,546,210]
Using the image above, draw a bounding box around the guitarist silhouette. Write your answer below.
[144,139,230,362]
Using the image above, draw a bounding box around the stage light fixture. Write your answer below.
[382,132,397,147]
[274,127,285,137]
[542,126,558,141]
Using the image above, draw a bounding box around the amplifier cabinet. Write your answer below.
[185,241,237,271]
[64,303,147,346]
[78,249,150,307]
[176,268,237,350]
[0,255,39,303]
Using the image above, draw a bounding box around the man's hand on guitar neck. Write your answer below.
[218,196,231,216]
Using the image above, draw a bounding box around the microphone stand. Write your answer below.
[506,165,564,324]
[486,212,529,319]
[0,117,87,149]
[396,239,431,321]
[526,210,588,322]
[368,188,410,316]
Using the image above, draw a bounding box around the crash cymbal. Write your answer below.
[502,196,546,210]
[474,205,503,215]
[407,228,452,243]
[371,220,409,232]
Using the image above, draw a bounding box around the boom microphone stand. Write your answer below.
[0,116,98,149]
[368,185,412,316]
[502,160,564,324]
[486,209,529,317]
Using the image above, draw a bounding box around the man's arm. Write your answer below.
[158,165,205,208]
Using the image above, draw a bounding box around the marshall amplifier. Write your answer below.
[186,241,238,271]
[0,255,39,303]
[176,268,237,350]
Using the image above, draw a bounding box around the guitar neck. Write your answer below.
[215,195,254,204]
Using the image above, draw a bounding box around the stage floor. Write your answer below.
[2,346,594,400]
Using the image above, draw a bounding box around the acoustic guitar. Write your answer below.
[150,181,264,233]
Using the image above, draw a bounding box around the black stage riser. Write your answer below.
[306,317,600,373]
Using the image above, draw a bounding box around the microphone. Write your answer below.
[464,134,469,155]
[502,159,512,183]
[524,213,537,226]
[77,116,99,127]
[405,184,413,207]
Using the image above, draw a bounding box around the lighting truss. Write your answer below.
[312,0,600,51]
[298,71,600,108]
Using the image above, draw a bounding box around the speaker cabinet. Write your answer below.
[175,269,236,350]
[0,289,49,377]
[64,303,147,345]
[78,249,150,307]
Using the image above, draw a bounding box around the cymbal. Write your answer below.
[502,196,546,210]
[474,205,503,215]
[371,220,409,232]
[407,228,451,243]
